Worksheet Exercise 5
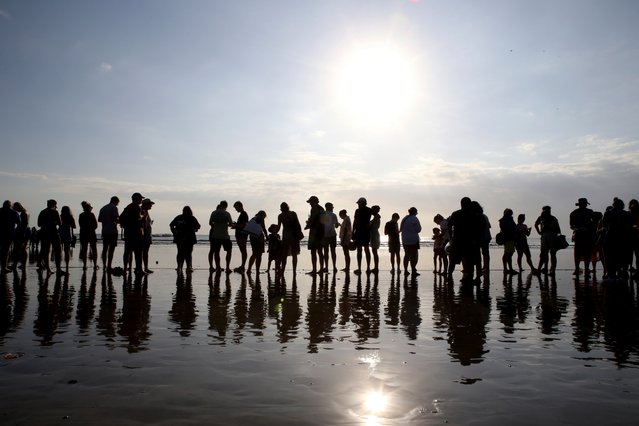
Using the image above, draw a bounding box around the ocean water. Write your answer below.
[1,243,638,425]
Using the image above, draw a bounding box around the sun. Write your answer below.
[335,43,418,127]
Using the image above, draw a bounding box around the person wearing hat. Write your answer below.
[120,192,145,274]
[305,195,325,274]
[141,198,155,273]
[569,197,596,278]
[79,201,99,271]
[352,197,372,274]
[534,205,561,276]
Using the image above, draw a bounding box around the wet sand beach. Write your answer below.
[2,243,639,425]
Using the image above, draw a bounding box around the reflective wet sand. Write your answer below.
[2,245,639,425]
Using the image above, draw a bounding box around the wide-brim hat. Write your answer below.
[576,198,589,206]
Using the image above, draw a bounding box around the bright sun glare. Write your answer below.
[336,44,417,127]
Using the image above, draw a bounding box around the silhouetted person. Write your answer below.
[534,205,561,276]
[498,208,518,275]
[98,196,120,271]
[322,202,339,272]
[515,214,536,273]
[12,202,29,270]
[400,207,422,276]
[433,227,447,274]
[141,198,155,273]
[473,201,491,274]
[601,197,632,280]
[305,196,325,275]
[37,199,62,275]
[247,210,268,274]
[352,197,372,274]
[267,223,283,273]
[277,202,303,274]
[370,205,381,274]
[385,213,401,273]
[447,197,475,281]
[59,205,76,273]
[209,201,233,273]
[569,197,596,278]
[232,201,249,273]
[170,206,201,273]
[79,201,99,271]
[0,200,20,273]
[120,192,145,275]
[338,209,352,272]
[629,199,639,277]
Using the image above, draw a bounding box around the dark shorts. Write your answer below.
[210,238,232,252]
[250,236,265,254]
[322,235,337,248]
[434,247,445,257]
[354,230,370,247]
[102,233,118,247]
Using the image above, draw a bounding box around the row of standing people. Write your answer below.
[0,194,156,276]
[494,197,639,281]
[198,196,423,277]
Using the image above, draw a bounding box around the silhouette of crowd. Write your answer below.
[1,194,638,283]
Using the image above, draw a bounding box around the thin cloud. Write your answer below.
[0,9,10,19]
[99,62,113,73]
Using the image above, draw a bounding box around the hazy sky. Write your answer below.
[2,1,638,234]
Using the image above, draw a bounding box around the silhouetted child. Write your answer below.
[433,227,447,274]
[384,213,401,273]
[267,224,282,273]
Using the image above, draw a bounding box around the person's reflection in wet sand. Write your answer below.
[535,274,569,338]
[34,273,74,346]
[0,270,28,342]
[601,281,638,365]
[401,274,421,340]
[497,273,517,333]
[247,272,266,335]
[97,272,117,346]
[208,270,231,345]
[118,274,151,353]
[338,272,352,327]
[268,274,302,344]
[233,273,248,344]
[385,272,400,327]
[572,276,601,353]
[306,273,337,353]
[76,270,97,332]
[448,282,491,365]
[432,270,453,340]
[170,271,197,337]
[350,274,381,343]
